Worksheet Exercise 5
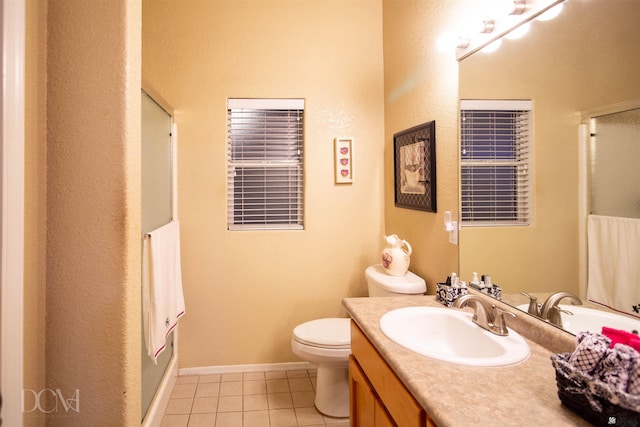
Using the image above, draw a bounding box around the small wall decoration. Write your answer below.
[334,137,353,184]
[393,121,436,212]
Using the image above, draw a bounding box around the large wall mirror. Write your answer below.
[458,0,640,330]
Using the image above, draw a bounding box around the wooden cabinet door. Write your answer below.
[349,355,375,427]
[374,400,396,427]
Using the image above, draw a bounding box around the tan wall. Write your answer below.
[458,0,640,294]
[382,1,467,292]
[142,0,385,367]
[24,0,47,425]
[44,0,141,424]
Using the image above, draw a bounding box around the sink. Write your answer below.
[517,304,640,335]
[379,306,530,367]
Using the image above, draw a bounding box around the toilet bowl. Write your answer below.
[291,318,351,418]
[291,264,426,418]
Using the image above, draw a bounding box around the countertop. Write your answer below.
[343,295,591,427]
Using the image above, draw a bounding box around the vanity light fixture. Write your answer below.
[443,0,566,60]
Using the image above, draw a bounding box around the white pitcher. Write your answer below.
[381,234,412,276]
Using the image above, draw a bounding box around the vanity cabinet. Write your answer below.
[349,321,437,427]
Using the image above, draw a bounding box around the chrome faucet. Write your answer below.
[453,294,516,336]
[539,291,582,328]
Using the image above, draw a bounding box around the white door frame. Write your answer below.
[2,0,26,425]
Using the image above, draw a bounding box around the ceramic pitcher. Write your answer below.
[381,234,412,276]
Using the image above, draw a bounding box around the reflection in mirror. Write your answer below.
[458,0,640,333]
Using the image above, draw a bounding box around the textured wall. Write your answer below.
[382,0,465,292]
[45,0,141,424]
[24,0,47,425]
[143,0,385,367]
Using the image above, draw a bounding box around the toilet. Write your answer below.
[291,264,426,417]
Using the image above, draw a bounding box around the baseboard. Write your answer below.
[179,361,313,377]
[141,354,178,427]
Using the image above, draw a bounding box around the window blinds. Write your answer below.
[460,100,532,226]
[227,99,304,230]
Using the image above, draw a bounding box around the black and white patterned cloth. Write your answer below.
[569,331,612,374]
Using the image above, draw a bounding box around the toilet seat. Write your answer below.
[293,318,350,349]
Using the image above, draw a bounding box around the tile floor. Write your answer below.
[160,369,350,427]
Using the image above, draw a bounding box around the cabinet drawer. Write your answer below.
[351,321,426,427]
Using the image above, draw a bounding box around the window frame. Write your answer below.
[460,99,533,227]
[226,98,305,231]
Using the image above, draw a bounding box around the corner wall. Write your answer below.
[382,1,467,291]
[45,0,141,424]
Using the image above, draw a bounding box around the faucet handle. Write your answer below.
[547,306,574,328]
[491,305,517,336]
[520,291,541,316]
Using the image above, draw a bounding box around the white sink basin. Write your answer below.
[379,306,530,367]
[517,304,640,336]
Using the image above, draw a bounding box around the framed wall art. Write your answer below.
[393,121,436,212]
[334,137,353,184]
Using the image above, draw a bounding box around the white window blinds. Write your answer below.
[227,99,304,230]
[460,100,533,226]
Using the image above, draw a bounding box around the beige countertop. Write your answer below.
[343,295,591,427]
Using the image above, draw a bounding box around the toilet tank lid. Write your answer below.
[366,264,426,294]
[293,318,351,348]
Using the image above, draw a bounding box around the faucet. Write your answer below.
[453,294,516,336]
[539,291,582,328]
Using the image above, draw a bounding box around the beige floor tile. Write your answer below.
[244,379,267,395]
[288,377,313,392]
[269,408,298,427]
[220,380,243,396]
[295,407,325,426]
[243,410,271,427]
[243,394,269,411]
[243,371,265,381]
[198,373,221,384]
[171,383,197,399]
[266,378,290,393]
[160,414,189,427]
[267,392,293,409]
[191,397,218,414]
[187,413,216,427]
[176,375,199,384]
[217,395,243,412]
[165,398,193,415]
[164,368,333,426]
[195,382,220,398]
[221,372,243,382]
[265,371,286,380]
[291,390,315,408]
[215,411,243,427]
[286,369,309,378]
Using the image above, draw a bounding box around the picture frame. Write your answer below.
[334,137,353,184]
[393,121,436,212]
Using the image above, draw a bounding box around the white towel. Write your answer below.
[587,214,640,319]
[143,221,186,363]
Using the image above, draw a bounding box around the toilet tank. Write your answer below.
[365,264,426,297]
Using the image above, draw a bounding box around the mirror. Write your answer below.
[458,0,640,331]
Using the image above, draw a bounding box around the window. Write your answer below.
[227,99,304,230]
[460,100,532,226]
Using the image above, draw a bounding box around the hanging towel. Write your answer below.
[142,221,186,364]
[587,215,640,319]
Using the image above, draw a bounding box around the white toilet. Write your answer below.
[291,264,426,417]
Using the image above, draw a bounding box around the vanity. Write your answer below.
[344,295,592,426]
